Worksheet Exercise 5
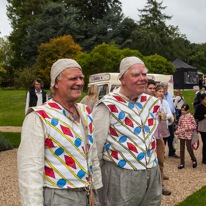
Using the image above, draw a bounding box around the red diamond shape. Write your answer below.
[48,103,61,109]
[82,146,85,153]
[153,106,160,113]
[45,166,55,178]
[36,110,50,119]
[65,156,76,169]
[111,151,118,159]
[45,138,54,147]
[127,143,138,153]
[148,118,153,126]
[113,95,126,103]
[141,96,147,102]
[60,125,73,137]
[86,107,91,114]
[110,127,118,137]
[152,141,156,149]
[155,149,157,154]
[88,144,91,151]
[89,122,92,133]
[125,117,134,127]
[108,105,118,112]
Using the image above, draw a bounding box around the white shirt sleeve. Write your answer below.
[164,100,173,120]
[25,92,30,115]
[17,111,46,206]
[93,103,110,167]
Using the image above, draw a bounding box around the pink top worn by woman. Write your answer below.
[175,113,197,140]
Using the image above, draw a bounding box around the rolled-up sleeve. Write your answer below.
[17,111,46,206]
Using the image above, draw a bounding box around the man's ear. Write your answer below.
[119,76,125,85]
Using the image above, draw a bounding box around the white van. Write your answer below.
[88,73,174,99]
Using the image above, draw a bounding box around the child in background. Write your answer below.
[175,104,197,169]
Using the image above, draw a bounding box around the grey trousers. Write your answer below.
[43,187,99,206]
[98,161,162,206]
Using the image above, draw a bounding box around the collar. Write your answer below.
[35,89,42,93]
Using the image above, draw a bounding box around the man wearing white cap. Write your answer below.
[93,56,162,206]
[18,59,102,206]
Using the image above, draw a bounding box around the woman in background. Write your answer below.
[80,84,99,112]
[174,89,184,124]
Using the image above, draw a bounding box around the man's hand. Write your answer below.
[192,103,194,106]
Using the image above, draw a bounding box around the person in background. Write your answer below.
[80,84,99,112]
[18,59,102,206]
[192,85,201,115]
[93,56,162,206]
[174,89,184,124]
[160,81,179,158]
[146,83,171,196]
[146,79,156,96]
[25,78,48,114]
[175,104,197,169]
[195,93,206,164]
[201,86,206,94]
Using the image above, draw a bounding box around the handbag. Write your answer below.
[172,134,178,150]
[189,115,199,150]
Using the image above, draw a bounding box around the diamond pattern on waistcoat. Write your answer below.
[108,104,118,112]
[48,103,61,109]
[118,160,126,167]
[152,140,156,149]
[113,95,126,103]
[125,117,134,127]
[65,156,76,169]
[55,148,64,156]
[45,138,55,147]
[60,125,73,137]
[89,122,92,133]
[86,107,91,114]
[36,110,50,119]
[148,118,153,126]
[110,127,118,137]
[57,179,66,187]
[140,96,147,102]
[127,142,138,153]
[111,150,118,159]
[82,146,85,153]
[153,105,160,113]
[45,166,55,178]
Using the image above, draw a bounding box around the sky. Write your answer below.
[1,0,206,44]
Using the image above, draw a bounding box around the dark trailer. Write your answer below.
[172,58,198,90]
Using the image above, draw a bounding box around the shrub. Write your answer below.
[0,133,13,151]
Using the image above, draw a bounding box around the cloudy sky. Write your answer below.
[1,0,206,44]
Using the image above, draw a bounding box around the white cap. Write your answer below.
[50,59,82,87]
[118,56,146,79]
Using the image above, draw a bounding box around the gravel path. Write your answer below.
[0,126,22,133]
[0,136,205,206]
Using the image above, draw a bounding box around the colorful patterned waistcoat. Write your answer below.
[99,92,160,170]
[32,100,94,189]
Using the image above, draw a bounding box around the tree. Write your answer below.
[6,0,52,69]
[0,37,15,85]
[21,2,83,68]
[144,54,175,74]
[138,0,172,33]
[64,0,122,24]
[77,43,144,88]
[35,35,83,85]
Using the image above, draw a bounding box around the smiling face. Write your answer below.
[54,68,84,103]
[120,64,148,101]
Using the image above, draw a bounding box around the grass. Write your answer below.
[181,90,195,116]
[0,89,86,126]
[176,186,206,206]
[0,132,21,148]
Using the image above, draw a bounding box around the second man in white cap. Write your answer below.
[93,56,162,206]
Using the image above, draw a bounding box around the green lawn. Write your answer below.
[0,89,87,126]
[181,90,195,116]
[0,132,21,148]
[176,186,206,206]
